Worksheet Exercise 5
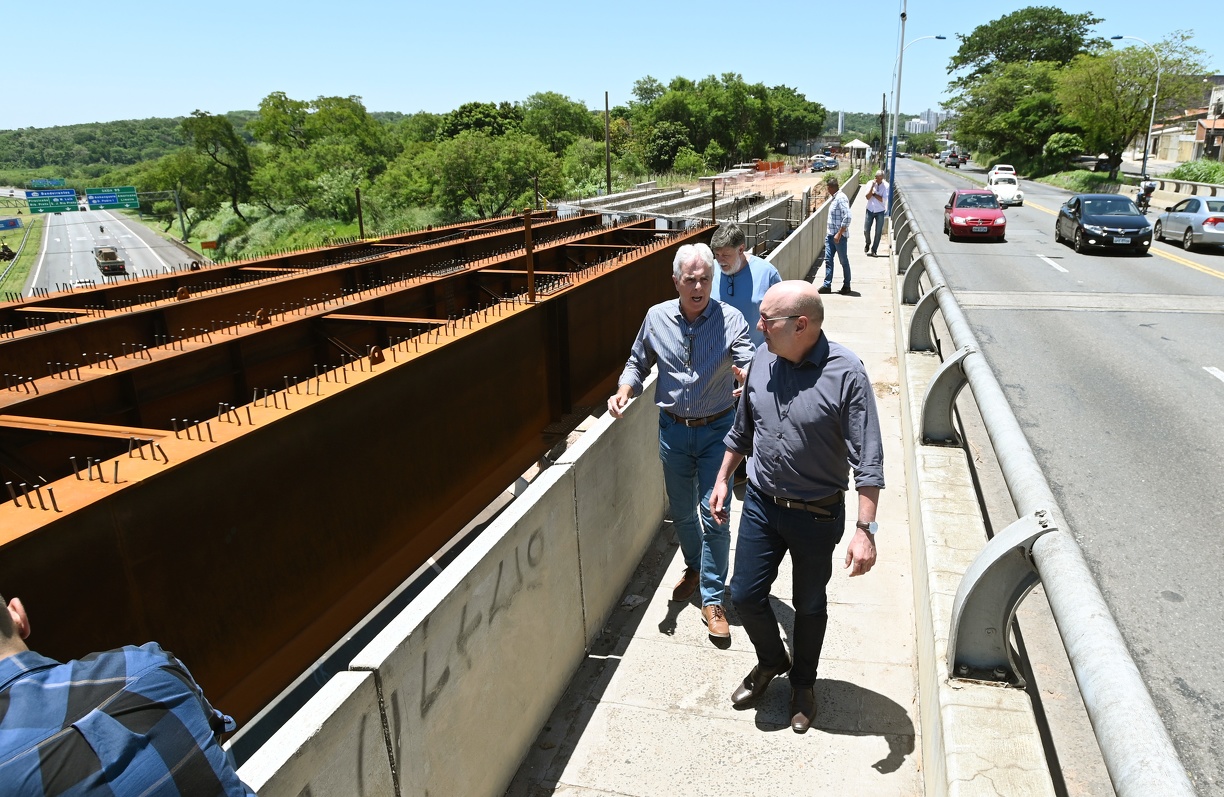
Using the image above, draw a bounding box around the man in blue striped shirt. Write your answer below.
[608,243,754,639]
[820,175,855,296]
[0,593,256,796]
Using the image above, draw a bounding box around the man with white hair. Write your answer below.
[608,242,754,640]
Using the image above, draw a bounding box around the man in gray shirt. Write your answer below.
[609,243,754,640]
[710,280,883,733]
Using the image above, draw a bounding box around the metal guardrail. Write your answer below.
[1152,176,1223,196]
[888,187,1197,797]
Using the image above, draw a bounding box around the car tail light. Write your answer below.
[1204,216,1224,229]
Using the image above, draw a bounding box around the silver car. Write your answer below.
[1154,197,1224,252]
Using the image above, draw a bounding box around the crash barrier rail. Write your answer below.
[238,375,668,797]
[888,188,1197,797]
[1150,176,1223,197]
[764,169,860,282]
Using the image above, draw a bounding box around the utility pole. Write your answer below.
[605,91,613,196]
[355,187,365,239]
[172,189,188,243]
[880,93,887,164]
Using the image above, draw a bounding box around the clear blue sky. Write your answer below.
[7,0,1220,130]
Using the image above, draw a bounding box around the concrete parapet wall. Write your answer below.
[893,277,1055,796]
[767,170,860,281]
[239,376,665,797]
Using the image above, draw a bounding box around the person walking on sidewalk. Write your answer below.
[710,280,884,733]
[820,175,854,296]
[608,243,754,640]
[710,222,782,350]
[863,170,890,257]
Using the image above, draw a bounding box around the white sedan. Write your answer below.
[989,175,1024,207]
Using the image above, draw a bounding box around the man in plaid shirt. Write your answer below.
[0,593,255,796]
[819,175,855,296]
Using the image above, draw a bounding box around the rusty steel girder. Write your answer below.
[0,213,710,722]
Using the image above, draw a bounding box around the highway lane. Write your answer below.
[895,158,1224,793]
[26,208,195,295]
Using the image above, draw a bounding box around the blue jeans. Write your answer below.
[864,209,886,254]
[823,233,850,289]
[730,482,846,688]
[659,410,734,606]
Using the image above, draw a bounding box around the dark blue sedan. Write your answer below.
[1054,194,1153,255]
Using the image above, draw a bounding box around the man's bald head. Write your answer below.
[757,281,824,362]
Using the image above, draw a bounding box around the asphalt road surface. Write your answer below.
[895,158,1224,794]
[26,208,194,294]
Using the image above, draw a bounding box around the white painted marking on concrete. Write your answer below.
[27,218,55,295]
[104,210,172,271]
[1038,254,1068,273]
[1205,366,1224,386]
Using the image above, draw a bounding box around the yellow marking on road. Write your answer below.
[1024,200,1058,217]
[1149,246,1224,280]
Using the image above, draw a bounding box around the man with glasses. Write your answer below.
[608,243,754,640]
[710,280,884,733]
[710,222,781,349]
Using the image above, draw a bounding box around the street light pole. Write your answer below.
[888,31,947,212]
[1112,35,1163,178]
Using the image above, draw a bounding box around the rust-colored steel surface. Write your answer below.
[0,212,710,722]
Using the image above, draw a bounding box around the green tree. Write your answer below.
[1042,132,1085,169]
[435,101,523,140]
[431,130,559,218]
[672,146,706,176]
[770,85,826,151]
[644,121,691,172]
[396,112,443,144]
[521,92,599,154]
[632,76,665,106]
[1056,33,1207,177]
[948,6,1105,81]
[906,132,938,155]
[180,110,253,220]
[561,137,605,194]
[948,61,1072,163]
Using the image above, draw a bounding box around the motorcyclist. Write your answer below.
[1137,176,1157,213]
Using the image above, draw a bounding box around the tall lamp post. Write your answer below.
[889,33,946,212]
[1112,35,1163,178]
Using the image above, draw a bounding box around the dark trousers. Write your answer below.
[730,482,846,688]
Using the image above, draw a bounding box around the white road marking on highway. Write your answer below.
[1038,255,1068,273]
[105,211,172,270]
[27,218,55,294]
[1205,366,1224,386]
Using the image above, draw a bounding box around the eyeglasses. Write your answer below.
[725,271,735,296]
[760,314,802,324]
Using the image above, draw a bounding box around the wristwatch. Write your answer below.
[856,521,878,535]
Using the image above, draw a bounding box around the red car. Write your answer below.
[943,189,1007,242]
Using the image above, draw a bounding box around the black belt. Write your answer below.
[663,405,734,427]
[758,487,843,517]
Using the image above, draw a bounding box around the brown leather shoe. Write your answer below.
[671,567,698,602]
[701,604,730,638]
[730,656,792,707]
[790,687,817,733]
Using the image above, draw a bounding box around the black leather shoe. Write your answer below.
[790,687,816,733]
[730,656,791,707]
[817,285,832,294]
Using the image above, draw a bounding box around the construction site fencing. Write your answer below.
[888,187,1197,797]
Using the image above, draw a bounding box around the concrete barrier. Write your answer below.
[238,672,393,797]
[767,169,861,281]
[239,376,666,797]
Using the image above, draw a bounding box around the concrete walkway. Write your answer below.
[507,184,921,797]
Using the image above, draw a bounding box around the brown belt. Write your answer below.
[760,488,843,516]
[663,405,735,427]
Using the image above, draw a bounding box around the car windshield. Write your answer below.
[1081,197,1140,216]
[994,177,1017,186]
[956,194,1000,209]
[1204,200,1224,213]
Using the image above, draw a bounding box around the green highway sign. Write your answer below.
[24,189,78,214]
[86,186,139,210]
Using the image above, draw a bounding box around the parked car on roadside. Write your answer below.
[1054,194,1152,255]
[988,175,1024,206]
[943,189,1007,241]
[1154,197,1224,252]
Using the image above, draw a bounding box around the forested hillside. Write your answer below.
[0,75,830,259]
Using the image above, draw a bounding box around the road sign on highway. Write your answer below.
[86,186,139,210]
[30,178,66,187]
[24,189,78,213]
